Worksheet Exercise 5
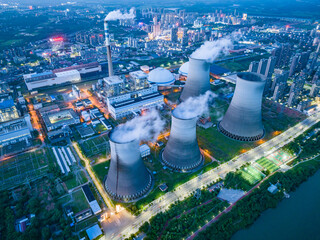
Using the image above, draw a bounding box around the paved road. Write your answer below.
[107,111,320,239]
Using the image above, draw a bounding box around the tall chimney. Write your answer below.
[162,109,203,171]
[104,20,114,77]
[105,131,152,202]
[180,57,211,102]
[218,72,266,141]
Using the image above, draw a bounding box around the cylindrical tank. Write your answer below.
[218,72,266,141]
[105,131,152,202]
[162,109,203,171]
[180,57,211,102]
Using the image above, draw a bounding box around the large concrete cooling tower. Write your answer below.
[162,109,203,171]
[180,57,211,102]
[218,72,266,141]
[105,132,152,202]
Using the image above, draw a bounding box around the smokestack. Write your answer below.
[180,57,211,102]
[162,109,203,171]
[218,72,266,141]
[105,131,152,202]
[104,20,114,77]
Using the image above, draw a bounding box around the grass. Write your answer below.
[71,190,90,214]
[256,158,280,173]
[92,161,110,183]
[64,171,88,190]
[240,166,264,185]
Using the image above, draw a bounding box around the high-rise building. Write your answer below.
[249,61,259,73]
[181,28,188,47]
[289,54,300,77]
[264,56,276,78]
[257,58,268,75]
[272,43,292,68]
[170,27,178,42]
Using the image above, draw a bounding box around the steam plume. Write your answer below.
[105,8,135,21]
[191,37,232,63]
[111,108,165,143]
[174,91,216,119]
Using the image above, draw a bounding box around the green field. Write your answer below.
[64,171,88,190]
[240,166,264,185]
[0,148,54,190]
[256,158,280,173]
[92,161,110,183]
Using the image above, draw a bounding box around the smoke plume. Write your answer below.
[111,108,165,143]
[105,8,135,21]
[174,91,216,119]
[191,37,232,63]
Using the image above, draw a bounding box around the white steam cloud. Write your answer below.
[174,91,216,119]
[191,37,232,63]
[111,108,165,143]
[105,8,135,21]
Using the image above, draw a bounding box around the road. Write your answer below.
[107,110,320,239]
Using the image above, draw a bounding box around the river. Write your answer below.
[232,169,320,240]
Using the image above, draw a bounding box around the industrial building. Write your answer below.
[219,72,266,141]
[24,70,81,90]
[0,115,33,146]
[106,85,163,120]
[41,108,80,131]
[129,70,149,90]
[180,57,210,101]
[162,109,203,171]
[103,76,124,97]
[0,99,20,122]
[105,131,152,201]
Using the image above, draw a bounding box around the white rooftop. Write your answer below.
[103,76,123,85]
[129,70,148,79]
[148,67,175,86]
[179,62,189,76]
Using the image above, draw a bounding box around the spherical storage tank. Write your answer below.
[148,67,175,86]
[178,61,189,76]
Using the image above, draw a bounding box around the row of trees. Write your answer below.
[126,189,228,240]
[194,158,320,240]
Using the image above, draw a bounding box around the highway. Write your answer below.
[106,110,320,239]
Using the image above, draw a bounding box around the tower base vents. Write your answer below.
[161,150,204,171]
[105,174,152,202]
[218,122,265,142]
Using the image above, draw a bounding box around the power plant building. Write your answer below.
[0,116,33,146]
[162,109,203,171]
[106,85,163,120]
[219,72,266,141]
[24,70,81,90]
[105,132,152,201]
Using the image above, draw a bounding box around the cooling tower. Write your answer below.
[218,72,266,141]
[180,57,211,102]
[104,20,114,77]
[105,132,152,202]
[162,109,203,171]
